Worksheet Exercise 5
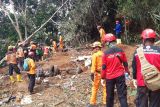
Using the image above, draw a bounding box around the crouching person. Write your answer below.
[24,51,36,95]
[5,46,23,83]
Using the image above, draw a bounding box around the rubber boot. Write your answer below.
[117,39,122,44]
[17,74,23,82]
[9,76,15,83]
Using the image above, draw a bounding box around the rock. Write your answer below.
[21,95,32,105]
[36,66,45,77]
[47,65,61,77]
[66,67,83,75]
[16,92,23,103]
[84,58,91,67]
[38,102,45,107]
[76,67,83,74]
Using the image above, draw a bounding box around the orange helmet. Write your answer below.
[103,33,116,43]
[141,29,156,40]
[92,41,102,48]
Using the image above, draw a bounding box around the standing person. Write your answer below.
[36,44,43,61]
[52,41,57,52]
[24,51,36,95]
[58,32,64,51]
[101,33,129,107]
[16,45,25,71]
[114,20,122,44]
[132,29,160,107]
[29,41,37,61]
[88,41,106,107]
[97,25,106,44]
[42,45,49,60]
[5,46,23,82]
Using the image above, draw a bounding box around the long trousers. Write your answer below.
[28,74,36,93]
[90,73,106,105]
[9,64,21,75]
[136,86,160,107]
[106,75,128,107]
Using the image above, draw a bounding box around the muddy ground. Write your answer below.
[0,44,137,107]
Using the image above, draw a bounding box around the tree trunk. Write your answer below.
[24,0,28,39]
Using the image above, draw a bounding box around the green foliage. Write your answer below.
[0,0,159,53]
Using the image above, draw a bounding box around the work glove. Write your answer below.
[90,73,94,81]
[101,79,106,87]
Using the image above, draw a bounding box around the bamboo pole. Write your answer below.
[23,0,69,44]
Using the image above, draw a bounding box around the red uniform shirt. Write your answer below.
[101,46,129,79]
[132,45,160,86]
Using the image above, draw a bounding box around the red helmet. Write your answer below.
[103,33,116,43]
[141,29,156,39]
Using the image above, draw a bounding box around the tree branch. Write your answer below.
[23,0,69,43]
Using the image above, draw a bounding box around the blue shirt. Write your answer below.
[115,23,122,33]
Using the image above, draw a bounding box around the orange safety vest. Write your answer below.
[16,47,24,58]
[5,52,17,64]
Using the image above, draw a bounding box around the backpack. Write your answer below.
[137,47,160,91]
[36,49,43,56]
[23,58,30,71]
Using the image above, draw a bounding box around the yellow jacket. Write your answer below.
[99,28,106,42]
[52,41,57,49]
[27,58,36,74]
[91,50,103,73]
[59,36,63,44]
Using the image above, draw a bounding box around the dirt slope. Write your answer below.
[0,44,136,107]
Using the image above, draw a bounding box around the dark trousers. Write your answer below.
[9,64,21,75]
[115,32,121,39]
[28,74,36,93]
[106,75,128,107]
[18,57,24,70]
[136,86,160,107]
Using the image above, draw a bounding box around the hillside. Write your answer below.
[0,44,138,107]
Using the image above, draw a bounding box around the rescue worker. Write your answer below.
[52,41,57,52]
[97,25,106,44]
[114,20,122,44]
[5,46,23,82]
[36,44,43,61]
[43,45,49,60]
[132,29,160,107]
[88,41,106,107]
[24,51,36,95]
[29,41,37,61]
[59,33,64,51]
[16,44,25,71]
[101,33,129,107]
